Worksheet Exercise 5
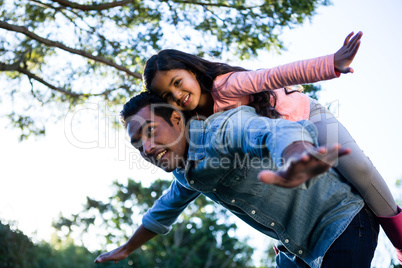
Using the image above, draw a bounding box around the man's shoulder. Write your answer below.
[189,106,257,131]
[222,105,257,115]
[207,105,258,123]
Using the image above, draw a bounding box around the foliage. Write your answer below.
[53,178,255,267]
[0,220,110,268]
[0,0,330,140]
[301,83,321,100]
[257,246,277,268]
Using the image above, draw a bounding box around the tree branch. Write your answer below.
[50,0,132,11]
[0,62,125,98]
[29,0,62,11]
[1,61,121,99]
[50,0,260,11]
[0,61,20,71]
[20,68,84,97]
[30,0,116,52]
[165,0,262,10]
[0,21,142,79]
[30,0,82,21]
[0,61,83,97]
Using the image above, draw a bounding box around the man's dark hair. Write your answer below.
[120,91,181,128]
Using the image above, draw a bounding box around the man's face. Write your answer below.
[127,105,187,172]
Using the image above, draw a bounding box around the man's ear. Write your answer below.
[170,110,183,126]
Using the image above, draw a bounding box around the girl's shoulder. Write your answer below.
[274,89,310,121]
[214,72,235,86]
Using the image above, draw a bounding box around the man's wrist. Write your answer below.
[119,244,131,257]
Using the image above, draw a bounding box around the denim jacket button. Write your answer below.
[190,180,195,184]
[251,210,256,214]
[212,188,217,192]
[270,222,275,227]
[231,199,236,203]
[298,250,303,255]
[284,239,289,243]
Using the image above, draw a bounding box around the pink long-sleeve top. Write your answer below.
[211,54,340,121]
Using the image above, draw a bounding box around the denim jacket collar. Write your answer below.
[187,119,205,161]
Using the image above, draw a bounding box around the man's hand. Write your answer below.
[258,142,350,188]
[94,224,157,264]
[94,245,129,264]
[334,31,363,74]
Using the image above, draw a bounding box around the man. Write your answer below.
[95,92,379,267]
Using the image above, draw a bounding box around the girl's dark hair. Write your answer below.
[143,49,281,119]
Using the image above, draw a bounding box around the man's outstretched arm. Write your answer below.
[258,141,350,188]
[94,224,157,264]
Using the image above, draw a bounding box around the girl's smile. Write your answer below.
[182,94,190,107]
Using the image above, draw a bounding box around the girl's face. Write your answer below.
[151,69,201,111]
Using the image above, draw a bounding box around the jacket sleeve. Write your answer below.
[214,106,318,168]
[214,54,339,98]
[142,178,200,234]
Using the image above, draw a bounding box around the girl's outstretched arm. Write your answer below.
[334,31,363,74]
[213,31,363,100]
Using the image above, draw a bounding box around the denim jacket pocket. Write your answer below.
[220,164,263,196]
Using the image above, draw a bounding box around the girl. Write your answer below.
[142,32,401,262]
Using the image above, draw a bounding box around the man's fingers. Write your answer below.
[338,147,351,157]
[316,146,327,155]
[308,144,350,166]
[258,171,298,188]
[258,170,281,185]
[326,144,350,159]
[259,145,351,188]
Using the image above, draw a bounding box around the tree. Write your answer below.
[0,220,106,268]
[53,178,256,267]
[0,0,330,140]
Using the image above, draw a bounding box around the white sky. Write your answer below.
[1,0,401,266]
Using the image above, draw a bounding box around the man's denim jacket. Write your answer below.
[142,106,364,268]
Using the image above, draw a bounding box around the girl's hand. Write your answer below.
[334,31,363,74]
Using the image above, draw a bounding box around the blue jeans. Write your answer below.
[277,206,379,267]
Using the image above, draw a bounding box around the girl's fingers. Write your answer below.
[344,32,354,46]
[348,31,363,49]
[349,40,360,54]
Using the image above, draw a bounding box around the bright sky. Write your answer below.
[1,0,401,266]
